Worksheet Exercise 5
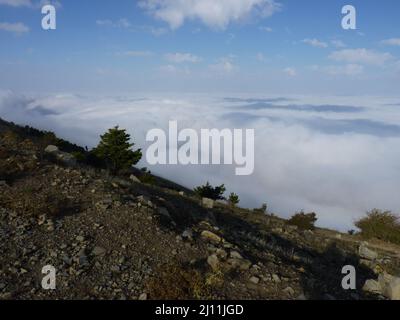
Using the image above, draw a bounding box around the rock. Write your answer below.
[0,180,8,187]
[230,251,243,260]
[384,276,400,300]
[129,174,141,183]
[359,244,378,260]
[359,259,375,269]
[272,274,281,283]
[136,195,153,207]
[207,254,220,271]
[45,145,76,167]
[112,178,132,188]
[201,230,222,244]
[363,279,382,294]
[226,258,251,271]
[95,200,112,211]
[182,229,193,241]
[76,236,85,242]
[45,145,59,153]
[110,265,120,273]
[216,199,229,206]
[139,293,147,300]
[92,246,106,256]
[178,191,185,196]
[363,273,400,300]
[202,198,214,209]
[283,287,295,296]
[215,249,227,259]
[158,207,172,220]
[249,276,260,284]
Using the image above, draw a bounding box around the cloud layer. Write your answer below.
[1,91,400,231]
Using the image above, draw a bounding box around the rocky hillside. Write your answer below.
[0,118,399,300]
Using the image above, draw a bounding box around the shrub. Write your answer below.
[228,193,240,207]
[194,182,226,200]
[93,126,142,174]
[254,203,268,214]
[139,168,156,185]
[355,209,400,245]
[288,211,318,230]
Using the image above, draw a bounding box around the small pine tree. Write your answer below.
[194,182,226,200]
[288,211,318,230]
[93,126,142,174]
[228,193,240,207]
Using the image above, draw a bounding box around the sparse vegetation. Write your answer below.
[93,126,142,175]
[228,193,240,207]
[194,182,226,200]
[254,203,268,214]
[355,209,400,245]
[139,168,156,185]
[288,211,318,230]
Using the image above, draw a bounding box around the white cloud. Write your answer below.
[283,67,296,77]
[381,38,400,46]
[259,26,273,32]
[0,0,62,8]
[0,22,29,34]
[210,56,236,73]
[302,38,328,48]
[331,40,346,48]
[329,48,393,66]
[0,0,31,6]
[165,52,202,63]
[315,64,364,76]
[138,0,282,30]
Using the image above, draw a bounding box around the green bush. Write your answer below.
[288,211,318,230]
[228,193,240,207]
[93,126,142,174]
[355,209,400,245]
[194,182,226,200]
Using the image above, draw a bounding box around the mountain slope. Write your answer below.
[0,118,399,300]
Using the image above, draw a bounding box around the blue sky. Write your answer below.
[1,0,400,94]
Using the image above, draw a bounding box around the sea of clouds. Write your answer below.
[1,90,400,231]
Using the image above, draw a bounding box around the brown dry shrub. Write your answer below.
[146,263,224,300]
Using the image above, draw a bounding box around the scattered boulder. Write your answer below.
[181,229,193,241]
[230,251,243,260]
[226,258,251,271]
[207,254,220,271]
[129,174,141,183]
[359,244,378,260]
[201,230,223,244]
[384,277,400,300]
[283,287,295,296]
[249,276,260,284]
[45,145,77,167]
[363,279,382,294]
[92,246,106,256]
[363,273,400,300]
[202,198,214,209]
[158,207,172,220]
[44,145,59,153]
